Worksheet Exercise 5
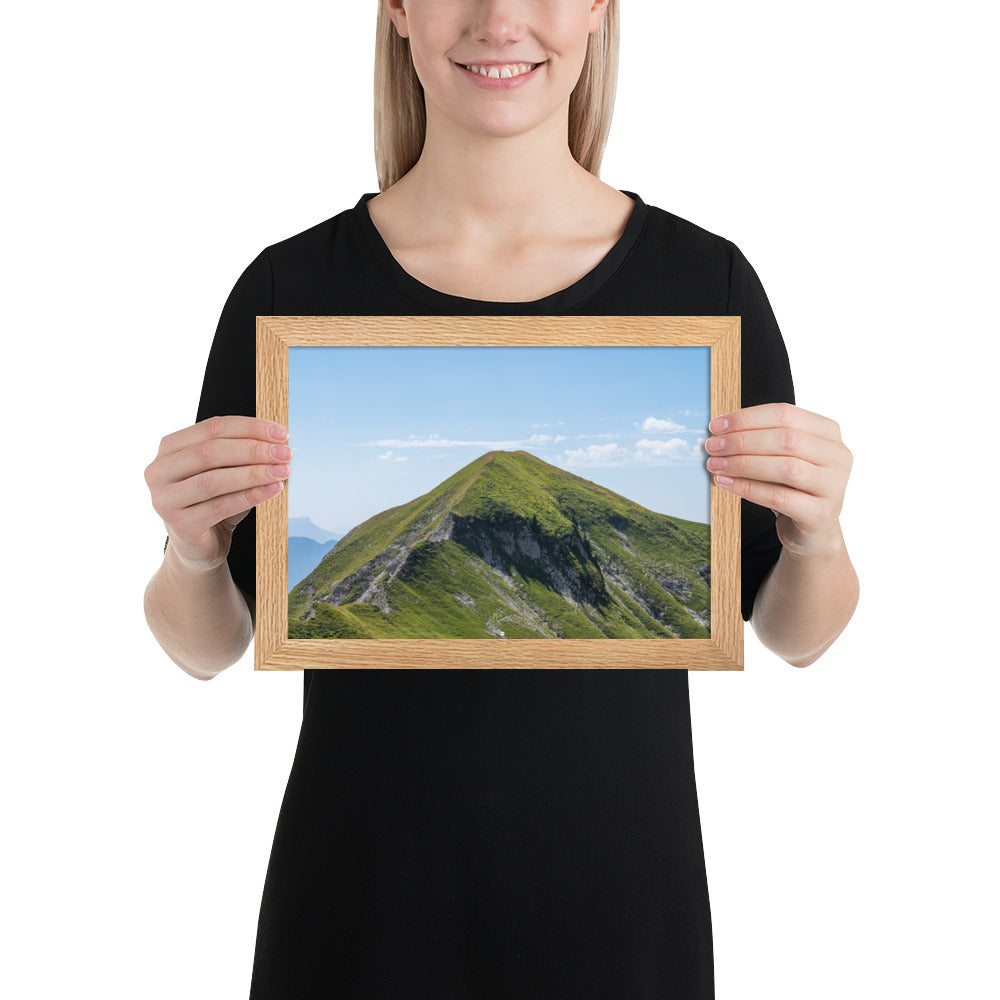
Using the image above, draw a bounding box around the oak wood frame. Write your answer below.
[256,316,741,671]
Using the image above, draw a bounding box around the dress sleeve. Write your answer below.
[725,240,796,622]
[163,247,274,603]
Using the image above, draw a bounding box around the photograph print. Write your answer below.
[285,343,712,642]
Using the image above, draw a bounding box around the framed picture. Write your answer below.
[256,316,741,671]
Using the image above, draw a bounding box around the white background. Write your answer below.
[3,1,996,997]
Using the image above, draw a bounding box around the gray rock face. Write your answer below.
[449,513,608,610]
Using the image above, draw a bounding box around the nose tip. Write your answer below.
[471,7,529,45]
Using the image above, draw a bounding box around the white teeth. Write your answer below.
[462,62,536,79]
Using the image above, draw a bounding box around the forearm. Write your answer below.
[750,522,859,668]
[143,541,254,680]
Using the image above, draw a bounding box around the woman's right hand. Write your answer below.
[145,415,292,574]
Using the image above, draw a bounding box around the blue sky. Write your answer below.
[288,345,712,536]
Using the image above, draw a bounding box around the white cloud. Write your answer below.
[641,416,685,433]
[560,443,629,467]
[633,437,701,463]
[363,431,557,449]
[365,426,703,470]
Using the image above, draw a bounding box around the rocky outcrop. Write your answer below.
[449,513,609,610]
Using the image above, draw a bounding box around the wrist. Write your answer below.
[781,521,847,563]
[164,537,230,583]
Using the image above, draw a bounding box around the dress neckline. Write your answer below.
[353,190,647,311]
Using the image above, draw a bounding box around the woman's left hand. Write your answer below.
[704,402,853,559]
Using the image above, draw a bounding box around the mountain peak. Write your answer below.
[288,444,711,640]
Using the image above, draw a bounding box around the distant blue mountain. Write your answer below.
[288,536,339,593]
[288,517,339,544]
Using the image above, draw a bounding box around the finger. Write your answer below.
[156,416,288,461]
[170,479,285,540]
[706,453,832,498]
[710,402,842,443]
[155,461,290,520]
[711,474,829,527]
[149,436,293,491]
[704,427,845,469]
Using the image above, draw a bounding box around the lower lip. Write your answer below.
[454,61,545,90]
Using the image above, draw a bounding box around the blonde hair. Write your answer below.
[373,0,620,192]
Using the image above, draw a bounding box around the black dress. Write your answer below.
[191,191,795,999]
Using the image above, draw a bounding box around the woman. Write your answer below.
[144,2,858,995]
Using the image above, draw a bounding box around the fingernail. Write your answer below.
[714,474,734,486]
[709,417,728,433]
[706,436,725,452]
[268,424,289,440]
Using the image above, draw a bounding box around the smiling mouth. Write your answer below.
[457,62,544,79]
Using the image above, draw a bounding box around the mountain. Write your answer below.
[288,517,339,544]
[287,537,339,594]
[288,450,710,640]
